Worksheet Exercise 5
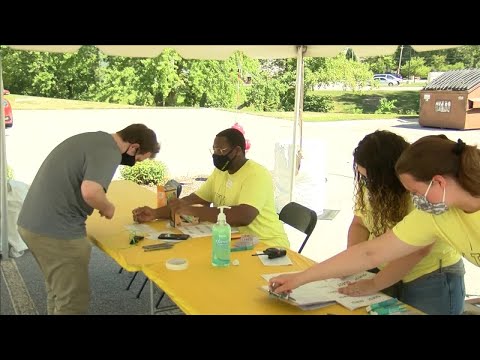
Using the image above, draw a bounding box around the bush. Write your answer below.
[375,98,397,114]
[351,108,364,114]
[7,165,14,180]
[120,159,168,186]
[303,94,335,112]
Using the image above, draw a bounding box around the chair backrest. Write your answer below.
[279,202,317,254]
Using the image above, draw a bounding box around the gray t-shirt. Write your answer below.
[18,131,121,239]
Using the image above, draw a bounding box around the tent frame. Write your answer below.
[0,45,461,258]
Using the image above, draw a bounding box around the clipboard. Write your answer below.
[259,285,336,310]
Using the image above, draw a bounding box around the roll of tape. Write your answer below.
[166,258,188,271]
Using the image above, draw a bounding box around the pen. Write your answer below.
[144,246,174,252]
[366,298,399,312]
[369,305,407,315]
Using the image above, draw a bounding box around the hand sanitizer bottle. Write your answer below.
[211,206,231,267]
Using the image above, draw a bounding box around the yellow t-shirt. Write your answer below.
[393,207,480,268]
[355,191,461,282]
[195,160,289,248]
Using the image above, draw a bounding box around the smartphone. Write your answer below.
[158,233,190,240]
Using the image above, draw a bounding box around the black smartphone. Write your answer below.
[264,247,287,259]
[158,233,190,240]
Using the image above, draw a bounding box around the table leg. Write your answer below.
[150,279,154,315]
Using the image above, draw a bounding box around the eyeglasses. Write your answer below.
[209,147,230,155]
[358,173,368,182]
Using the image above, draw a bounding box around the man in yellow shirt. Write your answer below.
[133,128,289,248]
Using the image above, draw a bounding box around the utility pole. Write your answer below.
[407,47,412,82]
[397,45,404,75]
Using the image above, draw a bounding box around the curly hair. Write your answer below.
[353,130,411,237]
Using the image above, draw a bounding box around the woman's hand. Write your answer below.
[338,279,378,297]
[268,273,304,294]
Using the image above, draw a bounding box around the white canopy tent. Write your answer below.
[0,45,460,258]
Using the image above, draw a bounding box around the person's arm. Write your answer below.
[81,180,115,218]
[270,229,431,294]
[176,203,258,226]
[133,191,212,223]
[338,244,433,296]
[347,215,370,248]
[169,193,211,211]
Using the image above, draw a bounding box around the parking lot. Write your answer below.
[4,108,480,306]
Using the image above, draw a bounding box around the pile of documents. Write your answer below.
[261,271,392,311]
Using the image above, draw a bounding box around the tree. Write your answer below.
[451,46,480,68]
[366,56,396,74]
[316,54,373,91]
[427,55,448,72]
[245,73,287,111]
[408,57,430,81]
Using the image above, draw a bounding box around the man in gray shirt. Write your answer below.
[17,123,160,315]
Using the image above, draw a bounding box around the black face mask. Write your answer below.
[212,149,234,172]
[121,149,137,167]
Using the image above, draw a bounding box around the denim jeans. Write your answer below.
[399,260,466,315]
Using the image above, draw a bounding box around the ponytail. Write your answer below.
[395,135,480,197]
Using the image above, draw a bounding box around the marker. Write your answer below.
[366,298,399,312]
[369,304,407,315]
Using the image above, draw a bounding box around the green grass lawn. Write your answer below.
[5,90,420,122]
[399,81,427,87]
[242,90,420,121]
[245,112,418,122]
[5,94,141,110]
[310,90,419,114]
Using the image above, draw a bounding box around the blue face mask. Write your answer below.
[412,180,448,215]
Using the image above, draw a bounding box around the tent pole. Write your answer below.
[289,45,305,203]
[0,53,9,259]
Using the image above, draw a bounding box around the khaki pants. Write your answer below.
[18,226,92,315]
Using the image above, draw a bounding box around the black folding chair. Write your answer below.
[279,202,317,254]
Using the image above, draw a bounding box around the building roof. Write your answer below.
[424,69,480,91]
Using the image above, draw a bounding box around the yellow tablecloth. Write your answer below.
[86,180,159,272]
[87,180,366,315]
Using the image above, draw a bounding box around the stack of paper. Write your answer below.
[261,271,392,311]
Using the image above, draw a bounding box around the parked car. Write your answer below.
[386,72,403,80]
[373,74,401,86]
[3,89,13,128]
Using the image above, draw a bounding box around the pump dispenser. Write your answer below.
[211,206,231,267]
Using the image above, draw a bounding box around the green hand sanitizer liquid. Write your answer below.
[211,206,231,267]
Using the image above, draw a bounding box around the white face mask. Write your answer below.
[411,180,448,215]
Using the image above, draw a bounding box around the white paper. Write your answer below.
[256,252,293,266]
[124,223,157,233]
[261,271,392,311]
[176,223,239,238]
[260,285,336,310]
